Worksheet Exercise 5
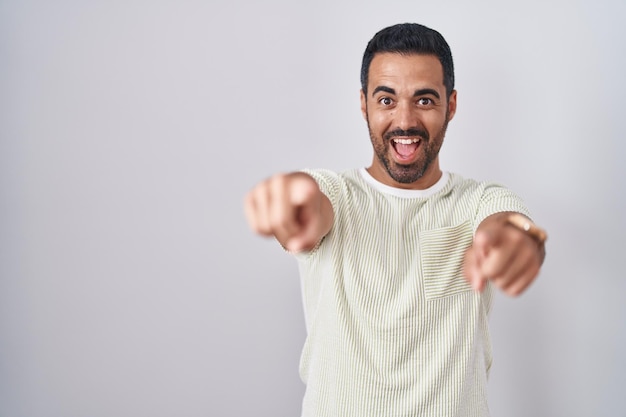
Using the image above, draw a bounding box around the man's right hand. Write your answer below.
[244,172,334,253]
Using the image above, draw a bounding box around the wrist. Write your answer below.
[506,213,548,245]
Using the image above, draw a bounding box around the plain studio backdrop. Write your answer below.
[1,1,624,416]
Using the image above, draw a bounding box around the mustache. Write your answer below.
[384,128,429,141]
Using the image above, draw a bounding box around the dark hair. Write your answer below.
[360,23,455,98]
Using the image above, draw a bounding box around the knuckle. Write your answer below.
[244,190,256,208]
[507,287,522,297]
[509,229,525,245]
[269,173,288,189]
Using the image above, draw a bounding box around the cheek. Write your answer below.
[424,113,447,132]
[368,110,392,133]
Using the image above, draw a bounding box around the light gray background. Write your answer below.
[1,1,624,416]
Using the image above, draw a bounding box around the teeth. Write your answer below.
[393,138,419,144]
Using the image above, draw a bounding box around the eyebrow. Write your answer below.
[372,86,396,96]
[371,86,441,99]
[414,88,440,99]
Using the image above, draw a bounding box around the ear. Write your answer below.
[360,89,367,121]
[447,90,457,121]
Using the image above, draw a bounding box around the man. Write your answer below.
[244,23,546,417]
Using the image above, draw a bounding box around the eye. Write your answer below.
[417,97,433,106]
[379,97,393,106]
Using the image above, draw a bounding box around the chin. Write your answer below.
[388,168,424,184]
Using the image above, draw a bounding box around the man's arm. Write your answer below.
[463,212,547,296]
[244,172,334,253]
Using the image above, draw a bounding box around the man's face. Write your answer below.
[361,52,457,189]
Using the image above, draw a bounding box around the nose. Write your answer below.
[394,101,419,131]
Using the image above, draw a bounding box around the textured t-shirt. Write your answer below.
[295,168,530,417]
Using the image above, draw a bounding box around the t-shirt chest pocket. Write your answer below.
[419,220,474,300]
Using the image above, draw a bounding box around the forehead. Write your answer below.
[367,52,445,92]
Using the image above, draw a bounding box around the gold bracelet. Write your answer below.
[506,213,547,244]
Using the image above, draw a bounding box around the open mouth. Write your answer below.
[391,138,421,162]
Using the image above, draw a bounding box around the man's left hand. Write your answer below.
[463,212,546,296]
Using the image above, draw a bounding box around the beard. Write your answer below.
[368,115,450,184]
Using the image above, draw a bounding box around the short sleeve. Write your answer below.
[301,169,342,214]
[474,183,531,234]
